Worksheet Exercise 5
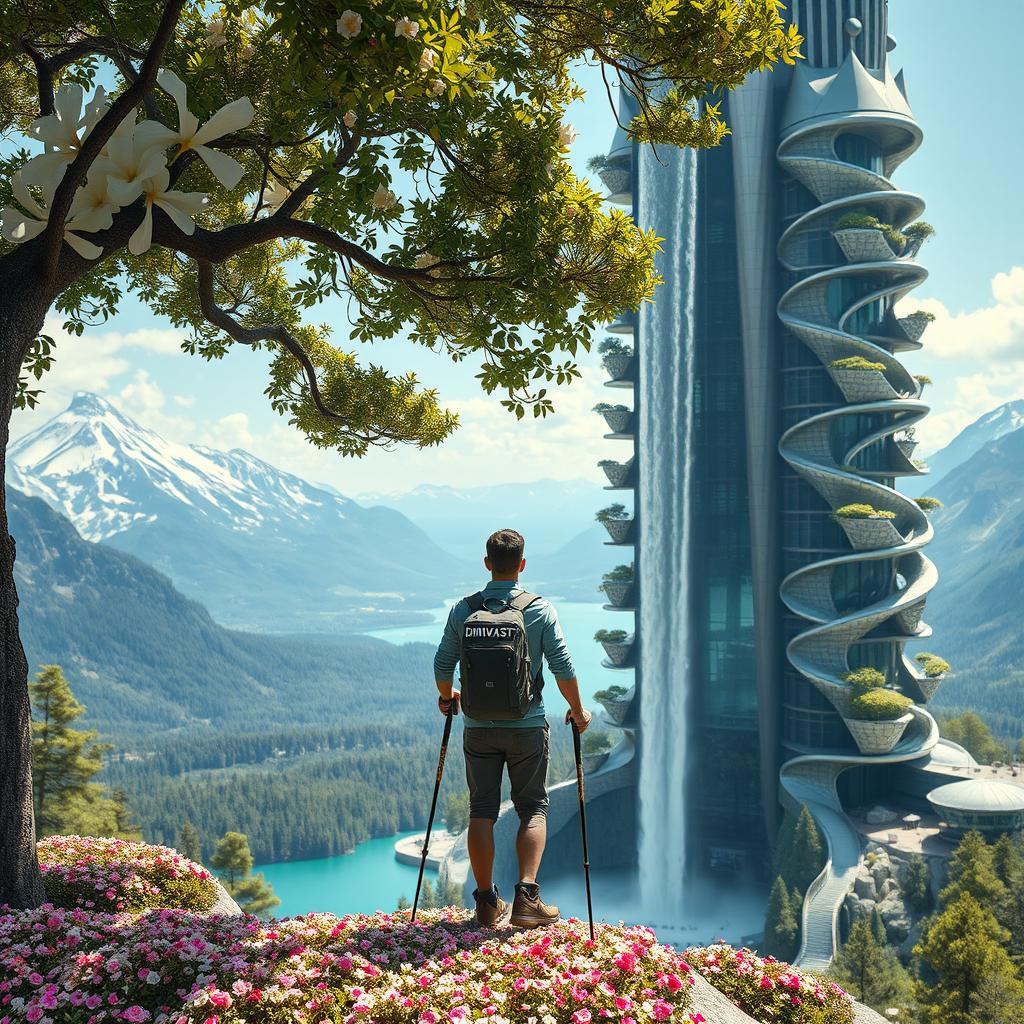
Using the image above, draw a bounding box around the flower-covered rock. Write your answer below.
[35,835,218,914]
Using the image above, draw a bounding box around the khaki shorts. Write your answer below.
[463,725,549,824]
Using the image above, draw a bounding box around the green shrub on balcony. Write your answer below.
[903,221,936,242]
[915,496,943,513]
[595,503,630,524]
[594,685,629,703]
[581,730,614,755]
[598,336,633,357]
[914,374,933,386]
[833,211,905,253]
[915,652,950,677]
[905,310,936,323]
[594,629,629,644]
[834,503,897,520]
[845,667,888,696]
[587,153,629,173]
[831,355,887,372]
[849,688,914,721]
[593,402,630,413]
[602,564,634,583]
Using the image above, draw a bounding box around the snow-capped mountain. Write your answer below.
[8,392,352,542]
[8,393,473,633]
[915,399,1024,493]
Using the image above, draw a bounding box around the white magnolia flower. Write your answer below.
[24,83,111,181]
[428,79,446,97]
[336,9,363,38]
[94,131,168,207]
[558,123,578,147]
[394,17,419,39]
[372,184,397,209]
[260,177,291,210]
[0,166,105,260]
[137,69,255,190]
[343,110,357,129]
[128,167,207,255]
[206,18,228,48]
[418,48,435,71]
[67,170,120,234]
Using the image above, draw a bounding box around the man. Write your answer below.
[434,527,592,927]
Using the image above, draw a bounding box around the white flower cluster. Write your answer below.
[1,72,254,260]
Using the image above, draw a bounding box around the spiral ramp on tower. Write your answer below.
[776,48,941,969]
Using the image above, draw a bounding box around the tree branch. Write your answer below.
[195,258,347,425]
[41,0,185,283]
[20,38,54,115]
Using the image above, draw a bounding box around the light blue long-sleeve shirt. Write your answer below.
[433,579,576,728]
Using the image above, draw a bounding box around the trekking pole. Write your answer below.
[412,700,454,923]
[570,719,596,941]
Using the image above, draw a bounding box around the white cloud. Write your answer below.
[897,266,1024,360]
[202,412,255,451]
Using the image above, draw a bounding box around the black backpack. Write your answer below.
[458,591,541,720]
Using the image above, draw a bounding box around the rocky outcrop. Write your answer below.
[843,843,938,957]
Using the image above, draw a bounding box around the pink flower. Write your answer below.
[573,1010,592,1024]
[122,1008,150,1022]
[653,999,673,1021]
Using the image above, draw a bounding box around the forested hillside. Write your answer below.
[10,487,436,735]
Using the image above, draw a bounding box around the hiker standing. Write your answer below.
[434,528,592,927]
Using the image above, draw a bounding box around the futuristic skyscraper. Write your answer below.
[588,0,946,964]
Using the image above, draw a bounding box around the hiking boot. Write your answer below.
[510,881,559,927]
[473,886,512,927]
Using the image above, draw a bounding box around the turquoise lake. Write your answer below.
[257,831,428,918]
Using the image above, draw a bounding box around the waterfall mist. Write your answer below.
[636,140,698,922]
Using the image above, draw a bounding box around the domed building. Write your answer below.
[927,779,1024,835]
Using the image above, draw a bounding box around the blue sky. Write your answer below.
[11,2,1024,495]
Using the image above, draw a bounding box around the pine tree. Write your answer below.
[419,879,437,911]
[915,892,1024,1024]
[109,789,142,840]
[763,876,798,960]
[209,831,279,916]
[29,665,120,836]
[870,906,888,945]
[992,833,1024,957]
[439,876,464,908]
[444,792,470,834]
[773,805,824,896]
[903,853,933,913]
[789,805,825,892]
[830,917,913,1010]
[177,822,203,864]
[397,894,411,911]
[941,831,1006,908]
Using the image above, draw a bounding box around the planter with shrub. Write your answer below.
[596,502,634,544]
[599,457,635,488]
[915,495,943,514]
[897,309,935,343]
[580,729,615,773]
[588,152,632,200]
[599,335,636,381]
[832,502,903,550]
[842,668,915,754]
[601,564,635,607]
[595,627,634,666]
[828,355,897,403]
[594,683,634,725]
[594,401,634,434]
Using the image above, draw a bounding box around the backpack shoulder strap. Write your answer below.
[464,592,487,612]
[509,591,541,612]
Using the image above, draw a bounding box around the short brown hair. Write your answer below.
[486,529,525,573]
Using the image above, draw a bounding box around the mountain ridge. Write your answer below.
[9,393,474,632]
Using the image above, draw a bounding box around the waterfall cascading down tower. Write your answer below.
[775,16,943,968]
[635,141,698,921]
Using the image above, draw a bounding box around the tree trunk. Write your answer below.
[0,267,51,909]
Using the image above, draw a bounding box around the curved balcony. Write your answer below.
[599,458,636,490]
[776,73,937,970]
[600,517,636,546]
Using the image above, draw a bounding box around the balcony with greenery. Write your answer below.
[596,503,635,544]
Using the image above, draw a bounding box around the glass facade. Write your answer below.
[689,121,764,869]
